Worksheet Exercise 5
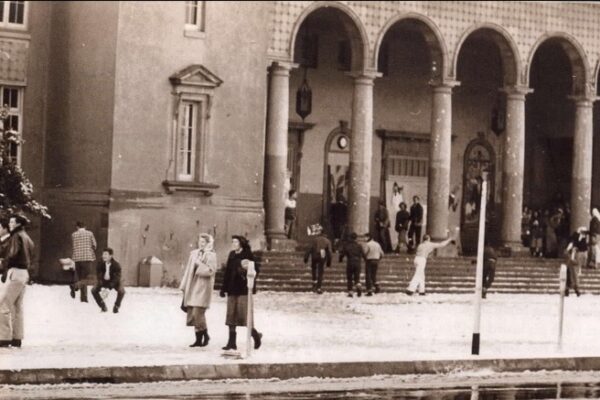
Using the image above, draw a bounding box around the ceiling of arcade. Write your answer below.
[268,1,600,92]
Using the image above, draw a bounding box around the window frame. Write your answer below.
[1,85,23,165]
[0,1,28,30]
[175,99,204,182]
[184,0,206,38]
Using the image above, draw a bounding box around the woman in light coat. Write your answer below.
[180,233,217,347]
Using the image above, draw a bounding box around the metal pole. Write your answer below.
[246,261,256,359]
[472,175,488,355]
[558,263,567,350]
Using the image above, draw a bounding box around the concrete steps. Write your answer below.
[214,251,600,294]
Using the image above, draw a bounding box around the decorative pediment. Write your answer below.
[169,64,223,88]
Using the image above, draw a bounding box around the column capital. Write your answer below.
[567,94,599,107]
[346,69,382,84]
[429,79,460,93]
[500,85,533,100]
[268,61,299,75]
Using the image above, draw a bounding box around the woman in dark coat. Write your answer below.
[219,235,262,351]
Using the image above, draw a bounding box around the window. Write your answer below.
[0,1,27,27]
[164,65,222,195]
[177,101,199,181]
[185,0,205,32]
[0,86,22,164]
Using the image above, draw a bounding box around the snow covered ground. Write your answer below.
[1,284,600,370]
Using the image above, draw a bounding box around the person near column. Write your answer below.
[219,236,262,351]
[339,232,363,298]
[303,224,332,294]
[408,196,424,253]
[482,242,497,299]
[0,214,34,348]
[0,219,10,283]
[330,194,348,249]
[91,248,125,313]
[566,227,589,286]
[364,233,384,296]
[284,190,298,239]
[374,200,392,253]
[587,208,600,269]
[391,183,404,213]
[565,241,582,297]
[180,233,216,348]
[394,202,411,254]
[406,234,455,296]
[69,221,97,303]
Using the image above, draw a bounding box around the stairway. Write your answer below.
[215,252,600,295]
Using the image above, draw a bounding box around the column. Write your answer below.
[264,62,294,248]
[500,86,532,250]
[570,95,595,232]
[426,81,459,241]
[348,71,379,237]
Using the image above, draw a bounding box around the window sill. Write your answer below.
[183,29,206,39]
[162,180,219,196]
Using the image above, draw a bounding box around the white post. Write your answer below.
[472,174,488,355]
[558,263,567,350]
[246,261,256,359]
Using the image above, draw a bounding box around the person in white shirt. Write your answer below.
[284,190,298,239]
[391,183,404,213]
[406,234,455,296]
[91,248,125,313]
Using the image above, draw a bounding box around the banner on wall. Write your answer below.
[384,177,428,250]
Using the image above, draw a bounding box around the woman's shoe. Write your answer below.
[189,331,203,347]
[222,331,237,350]
[200,330,210,347]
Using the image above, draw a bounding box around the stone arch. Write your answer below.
[289,1,369,72]
[452,23,521,87]
[373,13,448,79]
[526,32,591,96]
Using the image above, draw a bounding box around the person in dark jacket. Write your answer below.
[303,224,332,294]
[374,201,392,253]
[565,243,582,297]
[339,232,364,298]
[91,248,125,313]
[482,243,497,299]
[219,235,262,351]
[588,208,600,269]
[408,196,424,252]
[0,214,34,348]
[395,202,411,253]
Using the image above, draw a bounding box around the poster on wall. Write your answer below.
[384,177,428,251]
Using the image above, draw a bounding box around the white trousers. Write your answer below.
[0,268,28,340]
[407,256,427,294]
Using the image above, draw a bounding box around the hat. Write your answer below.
[231,235,248,247]
[10,213,30,227]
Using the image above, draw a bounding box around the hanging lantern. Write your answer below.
[296,73,312,121]
[491,99,505,136]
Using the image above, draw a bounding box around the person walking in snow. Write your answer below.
[339,232,364,297]
[219,235,262,351]
[0,214,34,348]
[69,221,97,303]
[180,233,217,348]
[565,244,581,297]
[482,242,497,299]
[364,233,384,296]
[406,234,455,296]
[303,224,332,294]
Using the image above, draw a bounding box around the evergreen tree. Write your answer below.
[0,106,50,219]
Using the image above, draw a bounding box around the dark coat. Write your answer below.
[395,210,410,232]
[339,240,364,268]
[4,226,34,270]
[95,259,123,288]
[590,217,600,236]
[221,248,260,296]
[410,203,424,226]
[304,235,332,266]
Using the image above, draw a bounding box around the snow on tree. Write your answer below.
[0,106,50,219]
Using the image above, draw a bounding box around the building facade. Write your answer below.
[3,1,600,285]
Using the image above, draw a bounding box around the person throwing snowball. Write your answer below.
[405,233,456,296]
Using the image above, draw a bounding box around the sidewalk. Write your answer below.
[1,285,600,383]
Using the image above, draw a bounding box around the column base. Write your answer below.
[498,241,529,257]
[266,231,297,252]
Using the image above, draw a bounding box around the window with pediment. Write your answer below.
[163,65,222,195]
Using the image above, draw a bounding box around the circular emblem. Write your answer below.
[337,135,349,150]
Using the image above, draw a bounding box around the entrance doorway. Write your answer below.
[323,124,350,241]
[461,136,496,255]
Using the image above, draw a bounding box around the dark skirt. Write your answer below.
[226,295,248,326]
